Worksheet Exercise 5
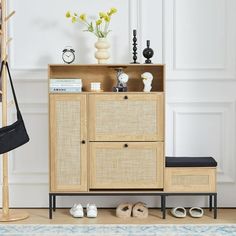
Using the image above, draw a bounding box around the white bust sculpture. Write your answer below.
[141,72,153,92]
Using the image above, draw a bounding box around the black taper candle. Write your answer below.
[131,29,140,64]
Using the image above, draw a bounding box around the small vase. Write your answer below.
[143,40,154,64]
[95,38,110,64]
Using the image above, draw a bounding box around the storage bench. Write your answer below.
[165,157,217,192]
[163,156,217,219]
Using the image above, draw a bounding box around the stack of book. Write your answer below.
[50,79,82,93]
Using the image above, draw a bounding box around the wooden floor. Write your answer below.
[2,208,236,224]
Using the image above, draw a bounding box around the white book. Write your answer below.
[50,87,82,93]
[50,84,82,88]
[50,79,82,84]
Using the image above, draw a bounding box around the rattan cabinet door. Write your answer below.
[89,93,164,141]
[50,94,87,192]
[90,142,164,189]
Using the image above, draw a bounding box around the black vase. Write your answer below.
[143,40,154,64]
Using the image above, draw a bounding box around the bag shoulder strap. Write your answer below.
[0,61,21,117]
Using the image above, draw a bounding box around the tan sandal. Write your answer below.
[116,203,133,218]
[132,202,148,218]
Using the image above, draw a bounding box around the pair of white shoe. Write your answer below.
[70,204,97,218]
[171,207,204,218]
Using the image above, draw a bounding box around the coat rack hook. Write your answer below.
[5,11,16,22]
[6,38,13,46]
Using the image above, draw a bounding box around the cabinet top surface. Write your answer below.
[49,64,165,68]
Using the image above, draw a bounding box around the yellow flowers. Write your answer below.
[96,19,102,26]
[99,12,110,22]
[72,16,77,23]
[109,7,117,15]
[65,7,117,38]
[104,15,110,22]
[65,11,71,18]
[66,11,77,23]
[79,14,86,21]
[99,12,106,18]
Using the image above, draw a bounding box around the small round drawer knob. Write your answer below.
[81,140,86,144]
[124,96,128,100]
[124,144,129,148]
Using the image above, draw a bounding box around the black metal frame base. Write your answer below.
[49,192,217,220]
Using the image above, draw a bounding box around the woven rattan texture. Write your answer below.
[95,148,157,184]
[95,101,157,135]
[56,101,81,186]
[172,175,209,186]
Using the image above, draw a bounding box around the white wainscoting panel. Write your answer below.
[9,103,48,185]
[164,0,236,80]
[166,101,235,184]
[174,0,226,70]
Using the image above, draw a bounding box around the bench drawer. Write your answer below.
[164,167,216,192]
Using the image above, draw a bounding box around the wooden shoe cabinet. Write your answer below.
[48,64,217,220]
[48,64,165,192]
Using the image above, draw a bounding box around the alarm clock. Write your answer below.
[118,73,129,83]
[113,69,129,92]
[62,47,75,64]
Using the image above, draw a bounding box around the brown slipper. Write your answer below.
[132,202,148,218]
[116,203,133,218]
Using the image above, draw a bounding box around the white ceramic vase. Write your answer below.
[95,38,110,64]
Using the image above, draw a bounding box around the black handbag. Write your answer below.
[0,61,29,154]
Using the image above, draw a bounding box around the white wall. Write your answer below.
[1,0,236,207]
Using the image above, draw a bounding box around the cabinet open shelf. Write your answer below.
[48,64,165,92]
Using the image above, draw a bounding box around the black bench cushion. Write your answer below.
[166,157,217,167]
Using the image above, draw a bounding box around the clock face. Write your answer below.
[62,50,75,64]
[118,73,129,83]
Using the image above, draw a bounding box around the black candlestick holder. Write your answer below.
[131,29,140,64]
[143,40,154,64]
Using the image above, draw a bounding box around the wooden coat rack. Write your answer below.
[0,0,28,221]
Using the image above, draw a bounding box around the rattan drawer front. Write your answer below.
[89,93,164,141]
[90,142,164,189]
[50,94,87,192]
[164,167,216,192]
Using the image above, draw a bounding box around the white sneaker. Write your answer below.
[86,203,98,218]
[70,204,84,218]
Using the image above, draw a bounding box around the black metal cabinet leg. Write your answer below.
[49,194,53,219]
[161,195,163,212]
[209,195,212,211]
[163,195,166,219]
[214,193,217,219]
[53,195,56,212]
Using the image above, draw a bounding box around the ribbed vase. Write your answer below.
[95,38,110,64]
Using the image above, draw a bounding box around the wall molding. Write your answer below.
[9,102,48,184]
[165,0,236,80]
[167,100,236,184]
[172,0,227,71]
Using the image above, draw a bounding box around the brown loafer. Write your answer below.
[116,203,133,218]
[132,202,148,218]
